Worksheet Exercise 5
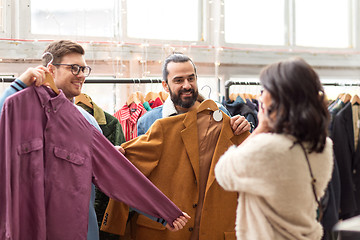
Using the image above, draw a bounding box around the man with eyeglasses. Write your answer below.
[0,40,101,240]
[0,40,189,240]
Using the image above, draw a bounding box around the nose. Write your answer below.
[182,79,192,89]
[76,70,86,79]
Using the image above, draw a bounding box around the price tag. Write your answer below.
[213,110,223,122]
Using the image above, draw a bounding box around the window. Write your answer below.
[30,0,116,37]
[0,0,4,33]
[224,0,285,45]
[295,0,350,48]
[126,0,200,41]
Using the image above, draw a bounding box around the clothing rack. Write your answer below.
[224,80,360,101]
[0,77,163,84]
[224,80,260,101]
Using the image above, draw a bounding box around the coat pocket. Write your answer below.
[136,214,166,230]
[224,231,236,240]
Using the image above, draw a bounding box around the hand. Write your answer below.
[114,146,125,154]
[18,66,49,87]
[230,115,251,135]
[253,104,271,134]
[165,212,191,232]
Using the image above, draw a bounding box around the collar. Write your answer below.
[35,85,67,113]
[162,97,178,118]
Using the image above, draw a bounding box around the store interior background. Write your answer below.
[0,0,359,113]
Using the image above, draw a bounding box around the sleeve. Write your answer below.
[91,129,182,227]
[123,120,164,176]
[0,79,27,113]
[130,207,167,226]
[137,114,147,136]
[215,134,279,197]
[0,103,12,238]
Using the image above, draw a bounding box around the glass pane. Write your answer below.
[31,0,115,37]
[224,0,285,45]
[127,0,199,41]
[0,0,4,32]
[295,0,349,48]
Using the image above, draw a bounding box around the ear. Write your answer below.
[48,64,56,78]
[162,81,170,93]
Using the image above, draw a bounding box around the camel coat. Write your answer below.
[102,101,249,240]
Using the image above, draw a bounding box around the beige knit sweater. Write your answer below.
[215,133,333,240]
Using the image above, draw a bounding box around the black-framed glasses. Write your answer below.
[53,64,92,77]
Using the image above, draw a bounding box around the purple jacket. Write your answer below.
[0,86,182,240]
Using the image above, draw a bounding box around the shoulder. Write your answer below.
[138,106,163,122]
[75,105,102,133]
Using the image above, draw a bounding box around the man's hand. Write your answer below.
[230,115,251,135]
[115,146,125,154]
[165,212,191,232]
[18,66,49,87]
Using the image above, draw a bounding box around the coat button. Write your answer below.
[66,155,70,160]
[194,180,197,184]
[189,227,193,232]
[192,203,197,208]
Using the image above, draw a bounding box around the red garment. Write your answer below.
[114,103,146,141]
[150,97,163,109]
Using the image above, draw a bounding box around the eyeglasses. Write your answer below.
[53,64,92,77]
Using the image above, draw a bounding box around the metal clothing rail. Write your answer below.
[224,80,260,101]
[224,80,360,101]
[1,77,163,84]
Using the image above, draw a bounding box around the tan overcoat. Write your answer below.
[102,103,249,240]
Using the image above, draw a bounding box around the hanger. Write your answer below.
[136,91,145,103]
[145,91,160,102]
[229,93,238,102]
[42,52,60,95]
[201,85,212,99]
[159,91,169,101]
[351,94,360,105]
[126,79,142,105]
[75,93,93,109]
[197,99,219,113]
[145,79,160,102]
[341,93,351,103]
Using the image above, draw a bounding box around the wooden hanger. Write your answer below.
[351,94,360,105]
[145,91,160,102]
[42,52,60,95]
[341,93,351,103]
[159,91,169,102]
[229,93,238,101]
[126,92,141,105]
[197,99,219,113]
[75,93,93,109]
[43,72,60,95]
[136,91,145,103]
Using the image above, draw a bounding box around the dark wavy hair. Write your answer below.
[259,57,329,153]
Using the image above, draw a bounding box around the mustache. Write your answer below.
[179,88,195,95]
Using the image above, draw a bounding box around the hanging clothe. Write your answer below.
[0,85,183,240]
[332,102,360,219]
[102,100,250,240]
[114,102,146,141]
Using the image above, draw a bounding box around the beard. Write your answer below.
[169,87,199,109]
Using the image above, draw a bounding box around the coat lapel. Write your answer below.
[181,109,200,184]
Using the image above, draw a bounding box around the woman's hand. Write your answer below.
[165,212,191,232]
